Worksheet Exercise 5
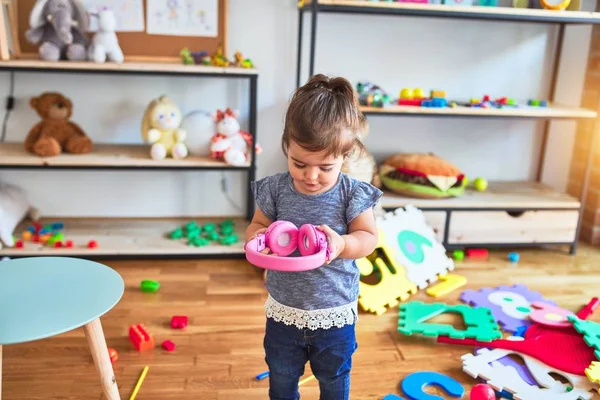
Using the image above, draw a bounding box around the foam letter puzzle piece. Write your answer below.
[462,348,595,400]
[426,273,467,298]
[401,371,464,400]
[584,362,600,394]
[398,301,502,341]
[358,229,418,315]
[568,315,600,360]
[480,347,537,385]
[529,301,575,328]
[377,205,454,290]
[460,284,557,332]
[383,395,405,400]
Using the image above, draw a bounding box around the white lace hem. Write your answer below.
[265,295,358,330]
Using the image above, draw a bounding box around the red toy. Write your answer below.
[129,324,154,352]
[162,340,176,352]
[171,316,188,329]
[470,383,496,400]
[88,240,98,248]
[466,248,488,259]
[108,348,118,363]
[577,297,599,320]
[15,240,23,248]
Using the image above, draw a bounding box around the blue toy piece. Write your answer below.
[383,395,405,400]
[514,325,528,337]
[508,252,520,263]
[255,371,269,380]
[422,98,447,108]
[401,371,464,400]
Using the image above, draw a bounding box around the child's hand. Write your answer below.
[316,225,345,264]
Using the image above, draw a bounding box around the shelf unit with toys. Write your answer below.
[296,0,600,255]
[0,59,259,259]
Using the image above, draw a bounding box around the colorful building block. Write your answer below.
[162,340,176,352]
[171,316,188,329]
[129,324,154,352]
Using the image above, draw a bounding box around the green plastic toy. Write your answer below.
[398,301,502,342]
[189,237,209,247]
[220,234,238,245]
[141,279,160,293]
[206,231,220,241]
[568,315,600,359]
[204,223,216,233]
[169,227,184,239]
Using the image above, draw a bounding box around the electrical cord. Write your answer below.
[221,172,243,214]
[1,72,15,143]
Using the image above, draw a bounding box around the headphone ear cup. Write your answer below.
[298,224,322,256]
[266,221,299,256]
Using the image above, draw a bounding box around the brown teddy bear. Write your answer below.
[24,92,92,157]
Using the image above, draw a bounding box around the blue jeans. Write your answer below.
[263,317,358,400]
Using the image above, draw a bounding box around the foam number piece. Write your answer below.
[426,273,467,298]
[460,284,557,332]
[529,301,575,328]
[357,229,418,315]
[398,301,502,341]
[400,371,464,400]
[568,315,600,360]
[462,347,595,400]
[377,205,454,290]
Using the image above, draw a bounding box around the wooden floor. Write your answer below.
[3,244,600,399]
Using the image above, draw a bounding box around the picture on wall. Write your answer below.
[146,0,218,37]
[85,0,145,32]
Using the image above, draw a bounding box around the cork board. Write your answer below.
[15,0,228,61]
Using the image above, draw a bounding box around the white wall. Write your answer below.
[0,0,592,218]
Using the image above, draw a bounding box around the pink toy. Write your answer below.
[470,383,496,400]
[529,301,574,328]
[577,297,599,320]
[162,340,176,352]
[244,221,330,272]
[171,316,188,329]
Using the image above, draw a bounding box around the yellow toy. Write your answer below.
[585,361,600,393]
[357,229,418,315]
[141,96,188,160]
[426,273,467,298]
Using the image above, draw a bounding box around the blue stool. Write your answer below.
[0,257,124,399]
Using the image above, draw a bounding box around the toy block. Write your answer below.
[398,301,501,342]
[162,340,176,352]
[577,297,600,320]
[452,250,464,261]
[14,240,23,248]
[398,98,423,106]
[87,240,98,248]
[65,240,73,248]
[426,273,467,298]
[466,248,488,259]
[401,371,464,400]
[141,280,160,293]
[508,252,519,262]
[430,90,446,98]
[171,315,188,329]
[22,231,32,240]
[129,324,154,352]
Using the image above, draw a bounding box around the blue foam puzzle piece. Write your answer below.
[401,371,464,400]
[383,395,405,400]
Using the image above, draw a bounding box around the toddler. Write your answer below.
[245,74,383,400]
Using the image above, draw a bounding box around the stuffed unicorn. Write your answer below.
[209,108,261,166]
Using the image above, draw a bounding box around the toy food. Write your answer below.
[141,96,188,160]
[379,153,466,198]
[25,92,92,157]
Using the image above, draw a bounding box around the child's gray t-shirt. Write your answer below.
[251,171,383,330]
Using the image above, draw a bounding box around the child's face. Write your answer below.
[287,140,344,195]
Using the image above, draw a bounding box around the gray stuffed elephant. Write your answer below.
[25,0,89,61]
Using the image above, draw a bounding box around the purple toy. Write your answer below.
[460,284,556,333]
[475,347,537,385]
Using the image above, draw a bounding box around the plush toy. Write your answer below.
[25,0,89,62]
[209,108,261,166]
[25,92,92,157]
[0,183,40,249]
[141,96,188,160]
[379,153,466,199]
[87,8,124,63]
[342,117,381,188]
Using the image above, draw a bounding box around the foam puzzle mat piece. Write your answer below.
[398,301,502,342]
[462,348,595,400]
[400,371,464,400]
[460,284,557,333]
[377,205,454,290]
[568,315,600,360]
[426,273,467,298]
[584,362,600,394]
[358,229,418,315]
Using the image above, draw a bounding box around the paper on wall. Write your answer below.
[146,0,218,37]
[85,0,145,32]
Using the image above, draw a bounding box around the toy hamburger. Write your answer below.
[380,153,465,198]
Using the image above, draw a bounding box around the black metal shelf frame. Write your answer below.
[296,1,600,255]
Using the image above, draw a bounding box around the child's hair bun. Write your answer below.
[305,74,356,103]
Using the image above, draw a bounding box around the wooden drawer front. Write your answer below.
[448,210,579,244]
[422,211,447,243]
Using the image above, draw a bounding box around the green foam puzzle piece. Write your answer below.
[398,301,502,342]
[568,315,600,360]
[169,227,184,239]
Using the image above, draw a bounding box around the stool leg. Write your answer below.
[0,345,3,400]
[83,318,120,400]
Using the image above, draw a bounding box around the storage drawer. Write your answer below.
[422,211,447,243]
[448,210,579,244]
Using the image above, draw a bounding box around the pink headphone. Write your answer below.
[244,221,330,272]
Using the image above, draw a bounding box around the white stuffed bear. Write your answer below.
[87,8,124,63]
[209,108,261,166]
[0,183,40,249]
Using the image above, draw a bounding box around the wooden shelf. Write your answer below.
[360,104,597,119]
[380,181,581,210]
[0,143,249,170]
[302,0,600,24]
[0,59,258,77]
[0,217,247,258]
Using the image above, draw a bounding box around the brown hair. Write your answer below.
[282,74,364,159]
